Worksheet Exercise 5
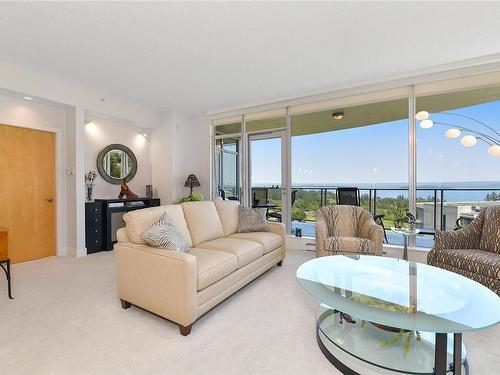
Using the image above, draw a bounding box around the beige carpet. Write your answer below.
[0,249,498,375]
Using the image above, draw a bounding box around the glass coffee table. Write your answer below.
[296,255,500,375]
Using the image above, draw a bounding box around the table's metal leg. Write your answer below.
[1,259,13,299]
[7,259,13,299]
[435,333,448,375]
[453,333,462,375]
[403,235,408,261]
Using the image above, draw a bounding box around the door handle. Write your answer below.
[46,198,54,203]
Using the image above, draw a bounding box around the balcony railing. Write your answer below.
[250,186,500,247]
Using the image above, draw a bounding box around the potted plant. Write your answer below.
[85,171,97,202]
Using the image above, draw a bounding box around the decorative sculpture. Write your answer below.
[118,178,138,199]
[405,209,417,225]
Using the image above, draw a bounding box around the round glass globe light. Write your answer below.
[420,119,434,129]
[445,128,461,139]
[415,111,430,120]
[460,135,477,147]
[488,145,500,157]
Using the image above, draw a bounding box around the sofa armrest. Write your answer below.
[116,227,130,243]
[358,218,384,256]
[266,221,286,256]
[115,242,198,326]
[434,225,481,252]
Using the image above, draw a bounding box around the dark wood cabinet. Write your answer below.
[85,201,105,254]
[85,198,160,254]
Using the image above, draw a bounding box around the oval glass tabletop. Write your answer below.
[316,305,467,374]
[296,255,500,333]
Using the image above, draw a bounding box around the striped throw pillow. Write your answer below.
[141,211,189,252]
[238,206,268,233]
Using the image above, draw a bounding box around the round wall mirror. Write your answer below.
[96,144,137,184]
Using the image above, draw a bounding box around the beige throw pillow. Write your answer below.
[238,206,268,233]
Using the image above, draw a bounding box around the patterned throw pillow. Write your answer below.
[141,211,189,252]
[238,206,268,233]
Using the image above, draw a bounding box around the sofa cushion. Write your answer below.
[197,238,264,268]
[189,248,238,291]
[140,211,189,252]
[181,201,225,246]
[214,199,240,236]
[431,248,500,280]
[324,236,377,255]
[479,207,500,254]
[229,232,282,254]
[123,205,192,247]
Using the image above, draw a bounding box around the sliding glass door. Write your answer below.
[247,130,288,227]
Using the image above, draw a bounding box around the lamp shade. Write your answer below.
[445,129,461,139]
[460,135,477,147]
[488,145,500,157]
[184,174,201,188]
[415,111,430,120]
[419,119,434,129]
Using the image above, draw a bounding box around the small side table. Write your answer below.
[0,227,13,299]
[390,227,420,261]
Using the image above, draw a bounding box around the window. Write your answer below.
[215,137,240,200]
[291,97,409,242]
[210,70,500,249]
[416,83,500,239]
[213,116,242,201]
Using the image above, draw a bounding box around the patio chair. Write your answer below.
[336,187,388,243]
[252,187,268,206]
[218,187,226,200]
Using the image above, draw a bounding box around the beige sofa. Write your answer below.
[114,200,285,336]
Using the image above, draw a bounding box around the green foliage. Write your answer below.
[381,194,408,224]
[177,193,204,203]
[486,192,499,201]
[109,152,122,178]
[261,188,416,228]
[292,206,306,222]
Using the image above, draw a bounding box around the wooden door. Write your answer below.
[0,124,56,263]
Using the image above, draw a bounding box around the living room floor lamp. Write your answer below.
[415,110,500,157]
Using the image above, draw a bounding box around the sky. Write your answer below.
[250,100,500,187]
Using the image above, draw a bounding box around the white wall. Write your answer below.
[84,116,152,198]
[0,94,74,256]
[0,65,213,257]
[0,61,162,257]
[0,61,158,127]
[151,112,211,203]
[151,111,174,203]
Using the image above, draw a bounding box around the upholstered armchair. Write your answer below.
[428,206,500,295]
[315,205,384,257]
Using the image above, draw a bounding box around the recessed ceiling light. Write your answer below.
[332,111,344,120]
[23,96,33,100]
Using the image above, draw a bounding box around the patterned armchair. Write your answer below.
[427,206,500,295]
[315,205,384,257]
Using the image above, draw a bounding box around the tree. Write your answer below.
[486,192,499,201]
[292,207,306,222]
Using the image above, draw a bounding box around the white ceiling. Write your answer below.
[1,2,500,114]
